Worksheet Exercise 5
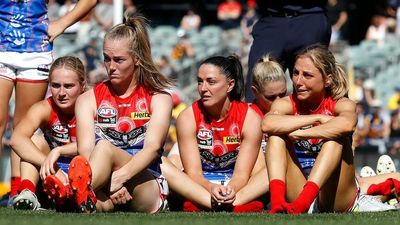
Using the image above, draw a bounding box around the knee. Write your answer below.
[93,140,113,155]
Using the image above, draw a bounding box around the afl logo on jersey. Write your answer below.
[98,106,117,125]
[198,128,212,139]
[51,124,70,142]
[197,128,213,149]
[53,125,68,134]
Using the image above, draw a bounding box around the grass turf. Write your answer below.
[0,208,399,225]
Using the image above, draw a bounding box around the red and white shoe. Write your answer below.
[68,156,97,213]
[43,175,75,212]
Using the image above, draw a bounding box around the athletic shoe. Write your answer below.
[376,155,396,175]
[12,189,41,210]
[360,166,376,177]
[353,193,396,212]
[43,175,75,212]
[68,156,96,213]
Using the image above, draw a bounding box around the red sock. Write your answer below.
[183,201,201,212]
[233,200,264,213]
[19,179,36,193]
[269,179,286,214]
[10,176,21,197]
[285,181,320,214]
[367,178,394,196]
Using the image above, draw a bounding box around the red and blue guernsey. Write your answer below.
[93,81,161,173]
[193,100,248,183]
[44,97,76,173]
[290,94,336,176]
[0,0,51,52]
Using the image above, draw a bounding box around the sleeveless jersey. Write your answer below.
[290,94,336,175]
[43,97,76,173]
[93,81,161,173]
[0,0,51,53]
[193,100,248,179]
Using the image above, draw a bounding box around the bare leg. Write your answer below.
[317,139,358,212]
[359,172,400,193]
[0,79,14,158]
[167,142,183,170]
[11,82,47,178]
[161,157,212,209]
[89,140,162,213]
[234,167,269,205]
[266,135,306,201]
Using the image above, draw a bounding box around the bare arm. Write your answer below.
[228,108,262,192]
[75,90,97,160]
[262,97,322,135]
[178,106,215,192]
[10,101,51,166]
[48,0,97,42]
[56,142,78,157]
[289,98,357,140]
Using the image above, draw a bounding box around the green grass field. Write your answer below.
[1,207,399,225]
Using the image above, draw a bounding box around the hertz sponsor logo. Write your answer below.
[131,112,150,120]
[223,136,241,144]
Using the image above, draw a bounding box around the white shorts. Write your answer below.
[0,51,52,82]
[150,169,169,212]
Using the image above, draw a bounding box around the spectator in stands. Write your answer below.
[361,79,377,114]
[364,99,391,154]
[240,0,259,44]
[349,77,365,103]
[0,0,96,207]
[171,33,195,61]
[157,55,176,78]
[263,44,393,214]
[83,38,101,73]
[366,14,388,46]
[93,0,114,33]
[180,7,201,32]
[238,1,259,68]
[217,0,242,50]
[326,0,348,48]
[353,102,369,149]
[387,85,400,111]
